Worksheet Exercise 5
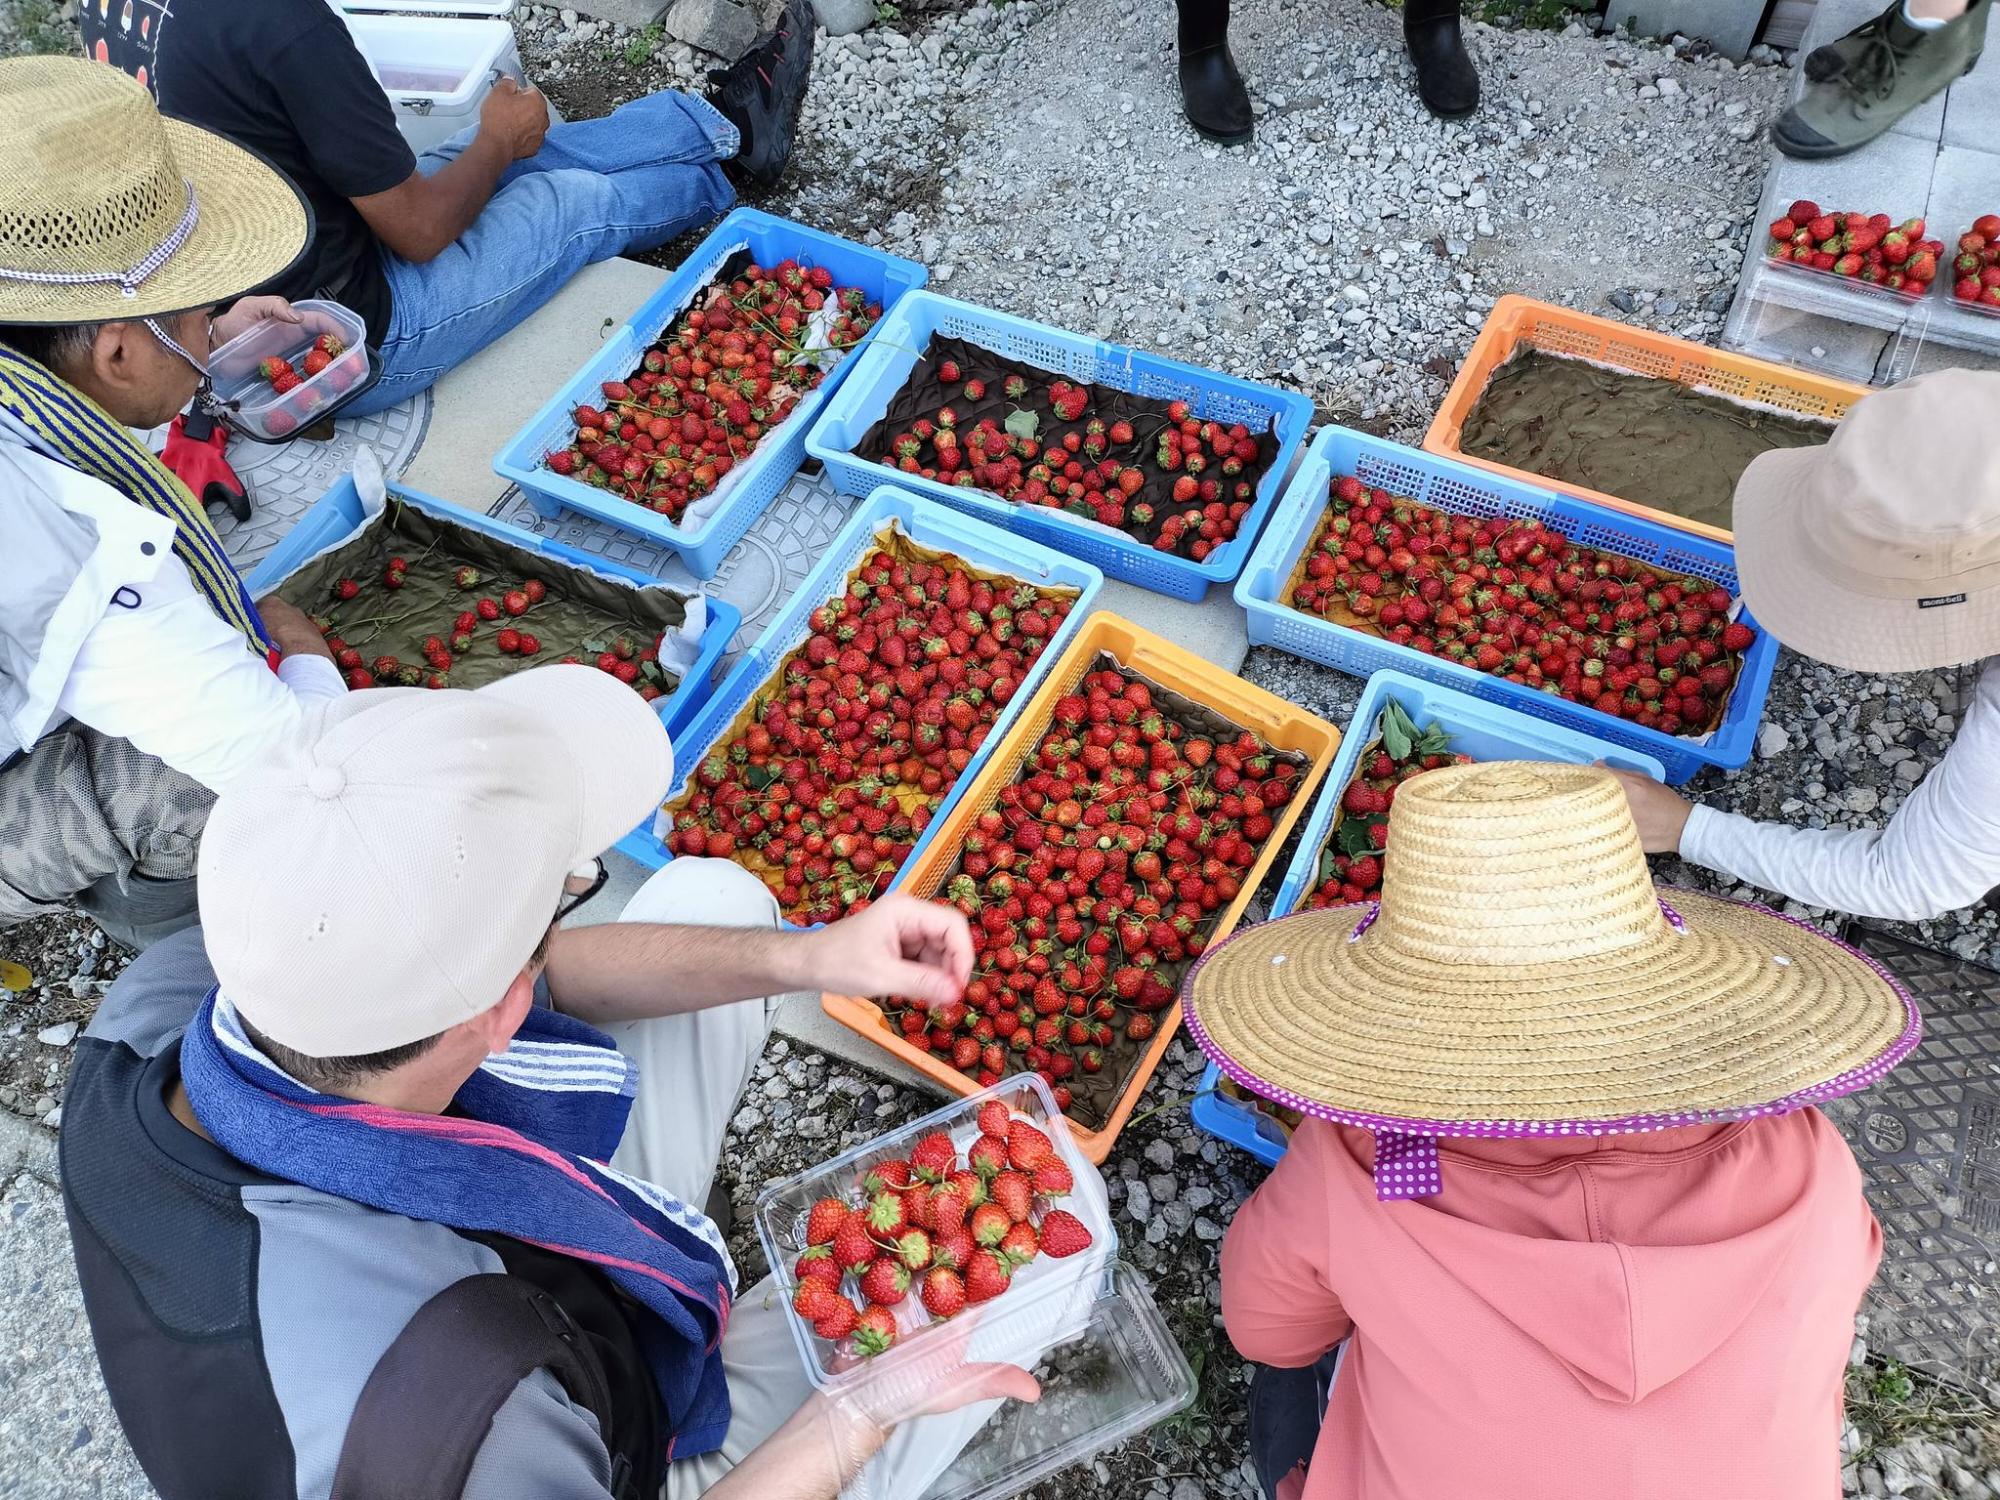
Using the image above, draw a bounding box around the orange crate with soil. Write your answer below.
[1424,295,1867,543]
[821,613,1340,1164]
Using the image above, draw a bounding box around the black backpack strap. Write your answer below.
[330,1273,633,1500]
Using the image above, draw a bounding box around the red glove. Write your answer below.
[161,411,250,523]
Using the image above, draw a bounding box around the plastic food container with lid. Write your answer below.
[202,298,377,441]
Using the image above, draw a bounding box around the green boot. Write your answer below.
[1774,1,1983,158]
[1804,0,1987,79]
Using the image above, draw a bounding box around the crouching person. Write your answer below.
[1193,762,1914,1500]
[60,663,1035,1499]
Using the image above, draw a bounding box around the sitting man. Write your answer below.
[1195,761,1913,1500]
[81,0,815,415]
[0,57,345,947]
[62,663,1037,1498]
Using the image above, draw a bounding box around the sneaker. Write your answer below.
[1804,0,1986,81]
[1774,1,1981,158]
[706,0,815,189]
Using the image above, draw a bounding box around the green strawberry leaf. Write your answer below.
[581,637,607,655]
[745,764,777,790]
[1316,843,1345,887]
[1004,408,1040,441]
[1378,702,1414,761]
[1415,722,1455,758]
[1336,815,1382,858]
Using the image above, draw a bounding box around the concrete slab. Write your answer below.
[1607,0,1761,59]
[398,256,670,512]
[1942,48,2000,151]
[1764,126,1942,226]
[1098,578,1250,675]
[568,0,672,27]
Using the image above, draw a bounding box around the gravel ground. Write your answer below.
[4,0,1998,1494]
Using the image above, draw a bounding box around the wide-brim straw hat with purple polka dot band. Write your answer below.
[1181,760,1921,1202]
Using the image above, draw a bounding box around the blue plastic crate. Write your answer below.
[1189,668,1670,1168]
[625,486,1105,920]
[493,208,928,579]
[803,291,1316,601]
[244,474,740,777]
[1233,427,1781,785]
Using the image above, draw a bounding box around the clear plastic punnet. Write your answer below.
[203,298,377,441]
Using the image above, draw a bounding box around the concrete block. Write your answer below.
[1764,126,1941,226]
[813,0,874,36]
[568,0,672,25]
[664,0,760,59]
[1943,47,2000,150]
[1607,0,1761,59]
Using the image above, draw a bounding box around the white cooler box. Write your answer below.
[333,0,530,157]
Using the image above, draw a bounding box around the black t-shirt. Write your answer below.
[81,0,415,344]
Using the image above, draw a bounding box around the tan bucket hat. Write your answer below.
[1731,369,2000,674]
[0,56,310,325]
[1182,761,1917,1199]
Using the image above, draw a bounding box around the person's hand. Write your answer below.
[805,892,972,1007]
[210,296,301,350]
[1600,764,1695,854]
[479,76,549,161]
[256,594,337,665]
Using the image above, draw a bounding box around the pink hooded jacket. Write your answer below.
[1220,1110,1880,1499]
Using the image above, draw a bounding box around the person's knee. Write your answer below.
[619,856,780,931]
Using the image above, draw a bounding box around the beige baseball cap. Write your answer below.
[198,665,674,1057]
[1732,369,2000,674]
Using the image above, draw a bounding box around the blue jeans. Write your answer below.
[346,91,738,416]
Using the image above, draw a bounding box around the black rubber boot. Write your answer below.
[1177,0,1253,145]
[1404,0,1481,118]
[705,0,815,189]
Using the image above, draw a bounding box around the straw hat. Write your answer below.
[0,56,310,325]
[1184,761,1917,1196]
[1732,369,2000,674]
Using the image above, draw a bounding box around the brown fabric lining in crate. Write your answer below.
[899,646,1309,1131]
[276,497,689,694]
[660,519,1083,897]
[1277,495,1742,738]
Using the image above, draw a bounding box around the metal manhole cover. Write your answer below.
[487,469,859,663]
[1829,929,2000,1390]
[150,393,432,572]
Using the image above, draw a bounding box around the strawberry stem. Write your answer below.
[1120,1087,1216,1134]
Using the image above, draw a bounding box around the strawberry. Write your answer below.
[476,598,501,622]
[1031,1161,1073,1198]
[302,348,331,377]
[859,1258,911,1306]
[1038,1209,1093,1258]
[523,578,547,604]
[1721,621,1755,653]
[863,1190,909,1237]
[976,1101,1012,1138]
[998,1222,1039,1267]
[854,1305,899,1356]
[333,577,361,601]
[989,1170,1034,1224]
[813,1297,860,1341]
[930,1186,969,1234]
[863,1160,915,1195]
[452,566,480,590]
[937,359,962,384]
[496,628,521,654]
[909,1132,958,1183]
[795,1245,842,1286]
[312,333,346,358]
[793,1279,843,1322]
[258,356,294,383]
[968,1133,1010,1177]
[887,1227,934,1271]
[964,1249,1013,1304]
[272,370,303,394]
[501,589,531,617]
[1005,1120,1055,1170]
[833,1221,879,1275]
[921,1266,967,1319]
[932,1227,976,1271]
[805,1197,850,1245]
[970,1202,1011,1247]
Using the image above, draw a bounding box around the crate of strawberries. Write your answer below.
[821,613,1340,1164]
[247,477,739,761]
[495,209,927,578]
[1949,213,2000,315]
[204,298,377,440]
[650,489,1102,924]
[1235,426,1780,784]
[1762,200,1942,301]
[1189,669,1665,1166]
[805,291,1315,601]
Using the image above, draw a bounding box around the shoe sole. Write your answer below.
[1185,113,1253,145]
[1775,52,1979,158]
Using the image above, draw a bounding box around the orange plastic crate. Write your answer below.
[1424,295,1870,543]
[821,612,1341,1164]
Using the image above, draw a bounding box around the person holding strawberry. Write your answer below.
[60,663,1039,1500]
[1176,0,1478,143]
[1608,371,2000,923]
[1195,759,1915,1500]
[80,0,818,416]
[0,59,348,950]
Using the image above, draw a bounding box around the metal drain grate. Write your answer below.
[1830,929,2000,1390]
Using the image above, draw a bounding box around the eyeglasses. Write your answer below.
[552,857,609,926]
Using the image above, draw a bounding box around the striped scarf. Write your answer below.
[179,990,736,1461]
[0,344,272,653]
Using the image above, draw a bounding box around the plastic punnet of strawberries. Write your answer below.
[1289,474,1757,739]
[1764,200,1942,297]
[543,259,880,523]
[313,556,677,699]
[1306,701,1471,910]
[788,1101,1096,1358]
[666,546,1076,925]
[881,664,1304,1122]
[1950,214,2000,310]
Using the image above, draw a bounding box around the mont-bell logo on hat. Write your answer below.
[1918,593,1968,610]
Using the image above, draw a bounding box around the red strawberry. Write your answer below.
[795,1245,842,1286]
[964,1249,1013,1304]
[921,1266,966,1319]
[312,333,347,358]
[453,566,480,589]
[968,1133,1009,1178]
[793,1279,843,1321]
[854,1305,898,1356]
[903,1181,937,1232]
[1005,1120,1055,1170]
[862,1160,915,1195]
[909,1132,958,1183]
[932,1227,975,1271]
[805,1198,850,1245]
[258,356,294,383]
[976,1100,1012,1138]
[272,370,303,394]
[989,1170,1034,1224]
[859,1258,911,1306]
[998,1221,1039,1267]
[887,1228,933,1271]
[501,589,531,617]
[496,628,522,654]
[863,1190,909,1237]
[1032,1161,1074,1198]
[523,578,547,604]
[813,1297,860,1341]
[303,348,331,377]
[1038,1209,1094,1258]
[515,632,540,656]
[930,1185,969,1234]
[476,598,501,621]
[333,578,361,601]
[970,1202,1011,1247]
[1721,621,1755,653]
[833,1221,879,1275]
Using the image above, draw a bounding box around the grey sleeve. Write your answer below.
[83,924,215,1056]
[463,1370,621,1499]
